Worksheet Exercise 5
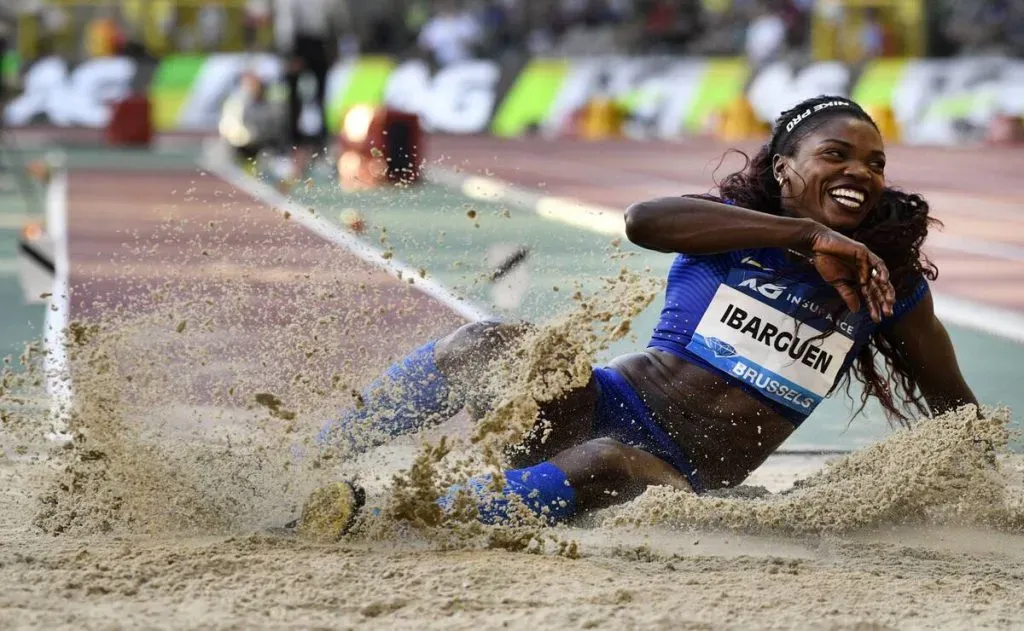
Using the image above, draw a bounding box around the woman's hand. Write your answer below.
[807,227,895,322]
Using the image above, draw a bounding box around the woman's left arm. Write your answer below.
[882,290,979,415]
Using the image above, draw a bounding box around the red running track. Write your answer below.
[65,167,463,406]
[430,135,1024,314]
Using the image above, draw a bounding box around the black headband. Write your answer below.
[770,98,863,156]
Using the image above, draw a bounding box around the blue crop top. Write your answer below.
[647,247,928,424]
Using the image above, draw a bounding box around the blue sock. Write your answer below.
[317,340,463,452]
[438,462,577,525]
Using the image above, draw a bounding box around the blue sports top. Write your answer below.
[647,246,928,424]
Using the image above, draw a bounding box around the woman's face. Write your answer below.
[775,116,886,232]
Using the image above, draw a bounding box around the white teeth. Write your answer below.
[830,187,865,202]
[829,187,865,209]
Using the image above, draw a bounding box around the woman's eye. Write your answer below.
[870,161,886,172]
[824,149,844,159]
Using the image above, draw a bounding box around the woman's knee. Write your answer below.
[434,320,527,371]
[568,437,635,479]
[558,437,691,492]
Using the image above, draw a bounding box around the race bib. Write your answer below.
[685,268,857,415]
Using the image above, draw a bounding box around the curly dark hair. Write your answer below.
[715,95,940,426]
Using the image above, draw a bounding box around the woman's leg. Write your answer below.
[317,317,606,473]
[440,437,693,525]
[317,320,532,452]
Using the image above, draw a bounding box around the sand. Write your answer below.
[3,302,1023,630]
[2,449,1024,629]
[2,169,1023,630]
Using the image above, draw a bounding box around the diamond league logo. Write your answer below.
[706,337,737,358]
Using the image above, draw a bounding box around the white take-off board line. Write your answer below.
[42,151,74,441]
[198,142,494,324]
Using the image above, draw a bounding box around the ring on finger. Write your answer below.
[870,267,879,279]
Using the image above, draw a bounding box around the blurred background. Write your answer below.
[3,0,1022,146]
[5,0,1023,63]
[0,0,1022,452]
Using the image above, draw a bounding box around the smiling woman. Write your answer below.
[306,95,981,535]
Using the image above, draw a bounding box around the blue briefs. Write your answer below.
[590,366,703,493]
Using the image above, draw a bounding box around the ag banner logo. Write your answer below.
[737,277,786,300]
[4,57,136,127]
[384,59,501,134]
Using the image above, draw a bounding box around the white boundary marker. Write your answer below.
[42,151,74,441]
[198,143,494,323]
[429,167,1024,346]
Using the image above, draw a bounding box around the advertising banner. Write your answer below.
[4,53,1022,146]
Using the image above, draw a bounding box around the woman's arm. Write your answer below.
[882,291,979,416]
[624,195,896,322]
[624,196,820,255]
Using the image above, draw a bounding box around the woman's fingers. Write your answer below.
[861,258,894,322]
[813,235,896,321]
[872,259,895,317]
[834,280,862,315]
[857,248,873,288]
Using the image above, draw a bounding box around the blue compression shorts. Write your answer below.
[590,366,703,493]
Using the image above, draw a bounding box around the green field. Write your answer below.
[0,156,46,362]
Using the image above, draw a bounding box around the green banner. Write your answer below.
[490,59,569,138]
[150,54,207,131]
[851,59,909,108]
[326,56,395,133]
[684,58,748,132]
[1,51,19,83]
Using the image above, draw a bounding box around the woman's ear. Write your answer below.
[772,154,788,187]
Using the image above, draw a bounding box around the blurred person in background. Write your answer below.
[552,0,631,55]
[417,0,482,67]
[745,0,787,66]
[1007,2,1024,55]
[361,2,410,55]
[476,0,514,58]
[197,2,225,51]
[776,0,810,51]
[637,0,703,53]
[857,7,886,61]
[219,71,279,158]
[274,0,350,174]
[405,0,431,43]
[938,0,1010,55]
[244,0,272,48]
[218,69,287,175]
[689,0,747,56]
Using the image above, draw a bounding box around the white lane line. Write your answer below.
[430,167,1024,345]
[42,151,74,441]
[931,294,1024,345]
[435,163,1024,264]
[430,169,626,237]
[199,144,493,323]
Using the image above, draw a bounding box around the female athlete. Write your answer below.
[309,95,978,532]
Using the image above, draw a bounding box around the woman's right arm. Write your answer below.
[624,196,896,322]
[623,196,820,255]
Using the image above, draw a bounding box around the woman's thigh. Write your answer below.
[434,320,601,467]
[503,376,599,468]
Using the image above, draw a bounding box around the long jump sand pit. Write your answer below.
[1,164,1023,629]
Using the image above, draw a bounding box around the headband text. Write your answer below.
[784,100,852,134]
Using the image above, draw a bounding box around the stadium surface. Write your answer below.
[2,136,1022,453]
